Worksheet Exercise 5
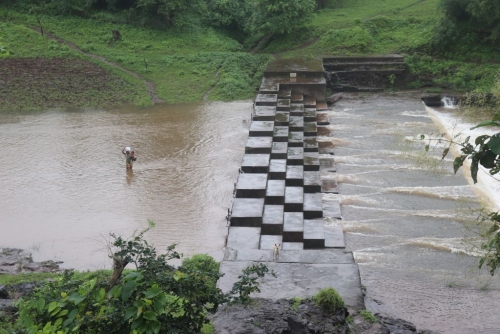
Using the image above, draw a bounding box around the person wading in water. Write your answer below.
[122,147,136,170]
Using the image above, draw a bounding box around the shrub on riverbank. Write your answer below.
[6,226,273,334]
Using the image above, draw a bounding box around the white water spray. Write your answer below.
[441,96,456,109]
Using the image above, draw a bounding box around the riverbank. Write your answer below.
[2,0,500,111]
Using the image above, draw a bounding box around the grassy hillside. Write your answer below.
[1,0,499,110]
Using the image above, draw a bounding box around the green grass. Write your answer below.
[2,0,500,110]
[0,272,62,286]
[359,309,378,323]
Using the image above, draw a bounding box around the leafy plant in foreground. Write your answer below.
[15,223,274,333]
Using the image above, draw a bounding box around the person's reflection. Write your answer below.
[126,168,134,185]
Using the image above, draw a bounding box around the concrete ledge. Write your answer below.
[273,126,289,142]
[245,137,273,154]
[241,154,270,173]
[249,121,274,137]
[253,106,276,121]
[324,225,345,248]
[322,200,342,219]
[271,142,288,160]
[269,159,287,180]
[223,248,355,264]
[218,261,364,309]
[235,173,268,198]
[230,198,265,227]
[290,103,304,116]
[262,205,284,235]
[260,235,283,250]
[304,193,323,219]
[303,219,325,249]
[275,111,290,126]
[277,99,291,111]
[284,187,304,212]
[265,180,285,205]
[255,94,278,106]
[289,116,304,131]
[283,212,304,242]
[226,227,261,250]
[288,132,304,148]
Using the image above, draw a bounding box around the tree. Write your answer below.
[15,223,274,333]
[245,0,316,38]
[135,0,203,27]
[435,0,500,45]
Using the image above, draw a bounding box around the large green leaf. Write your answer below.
[471,121,500,130]
[121,280,138,301]
[480,150,497,168]
[487,133,500,154]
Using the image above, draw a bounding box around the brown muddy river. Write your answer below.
[0,102,251,269]
[1,96,500,333]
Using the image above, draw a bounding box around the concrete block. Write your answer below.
[259,80,279,94]
[255,93,278,106]
[269,159,287,180]
[241,154,270,173]
[304,171,321,193]
[262,205,284,235]
[291,93,303,103]
[283,212,304,242]
[278,90,291,99]
[260,235,283,250]
[282,242,303,250]
[286,165,304,187]
[253,106,276,121]
[319,158,336,172]
[290,103,304,116]
[322,179,339,193]
[277,99,291,111]
[318,141,334,155]
[322,200,342,219]
[235,173,268,198]
[284,187,304,212]
[265,180,285,205]
[273,126,289,143]
[230,198,265,227]
[289,116,304,131]
[303,219,325,249]
[304,97,316,108]
[304,152,320,171]
[288,132,304,148]
[271,142,288,160]
[304,108,316,122]
[274,111,290,126]
[316,101,327,111]
[324,225,345,248]
[287,147,304,166]
[304,193,323,219]
[226,227,261,250]
[304,122,318,137]
[316,112,330,125]
[317,126,331,136]
[245,137,272,154]
[249,121,274,137]
[304,137,319,152]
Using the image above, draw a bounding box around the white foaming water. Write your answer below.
[328,95,500,333]
[425,105,500,211]
[441,96,457,109]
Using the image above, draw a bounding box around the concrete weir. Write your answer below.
[219,59,364,309]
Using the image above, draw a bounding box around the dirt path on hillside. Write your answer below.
[33,29,164,104]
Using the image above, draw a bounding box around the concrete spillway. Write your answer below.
[218,59,364,309]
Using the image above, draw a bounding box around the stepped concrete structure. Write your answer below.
[323,55,406,92]
[218,59,364,309]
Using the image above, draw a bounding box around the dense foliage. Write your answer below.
[435,0,500,47]
[12,225,274,333]
[312,288,344,314]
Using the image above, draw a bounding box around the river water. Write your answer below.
[326,94,500,334]
[1,96,499,332]
[0,102,251,269]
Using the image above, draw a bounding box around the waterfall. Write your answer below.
[441,96,456,109]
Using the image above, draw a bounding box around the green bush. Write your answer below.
[312,287,344,314]
[13,224,274,334]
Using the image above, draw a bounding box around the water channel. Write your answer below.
[1,96,499,332]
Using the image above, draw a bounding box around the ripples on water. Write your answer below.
[0,102,252,270]
[327,96,500,334]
